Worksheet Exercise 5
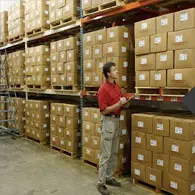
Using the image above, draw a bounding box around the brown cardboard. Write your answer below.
[156,51,174,70]
[83,32,95,46]
[57,40,64,52]
[131,131,146,149]
[164,137,195,160]
[151,33,167,53]
[153,115,170,137]
[132,113,153,134]
[59,51,66,63]
[93,44,103,59]
[66,117,79,130]
[84,73,92,86]
[51,75,60,85]
[64,104,79,117]
[131,147,152,166]
[58,116,66,127]
[51,103,64,116]
[57,127,64,138]
[66,140,78,154]
[175,8,195,31]
[83,59,95,72]
[83,133,91,148]
[170,117,195,141]
[91,136,100,150]
[167,68,195,88]
[91,108,101,124]
[95,28,107,44]
[168,29,195,50]
[92,72,103,87]
[83,46,93,60]
[146,134,163,153]
[67,50,78,62]
[64,37,79,50]
[107,26,129,43]
[145,167,162,187]
[135,36,150,55]
[60,74,66,85]
[175,49,195,69]
[51,52,58,63]
[94,123,101,137]
[153,153,169,172]
[83,121,95,136]
[135,18,156,38]
[156,13,174,33]
[82,0,92,9]
[50,42,57,53]
[107,57,129,71]
[150,70,166,87]
[51,135,60,147]
[82,108,91,122]
[64,61,77,73]
[135,71,150,87]
[66,73,78,85]
[131,162,146,182]
[65,129,79,142]
[135,54,155,71]
[57,63,64,74]
[170,156,195,180]
[83,147,95,163]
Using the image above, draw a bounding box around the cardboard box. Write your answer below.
[135,54,155,71]
[175,49,195,69]
[51,75,60,85]
[168,29,195,50]
[67,50,78,62]
[131,131,146,149]
[94,150,100,165]
[92,72,103,87]
[145,167,162,187]
[150,70,166,87]
[83,121,95,136]
[135,36,150,55]
[151,33,167,53]
[83,59,95,72]
[51,103,64,115]
[82,0,92,9]
[93,44,103,59]
[64,61,78,73]
[175,8,195,31]
[51,135,60,147]
[59,138,66,150]
[132,113,153,134]
[66,117,79,130]
[164,138,195,160]
[156,13,174,33]
[64,104,79,117]
[56,63,64,74]
[136,71,150,87]
[135,18,156,38]
[51,52,58,63]
[146,134,163,153]
[153,115,170,137]
[83,46,93,60]
[167,68,195,88]
[64,37,79,51]
[131,162,146,182]
[57,40,64,52]
[153,153,169,172]
[83,32,95,46]
[83,133,91,147]
[170,156,195,180]
[82,108,91,122]
[132,147,152,166]
[60,74,66,85]
[95,28,107,44]
[83,147,95,163]
[91,108,101,124]
[50,114,58,125]
[57,127,64,138]
[66,140,78,154]
[103,42,129,57]
[65,129,80,142]
[58,51,66,63]
[66,73,78,85]
[107,57,129,71]
[58,115,66,127]
[94,123,101,137]
[107,26,129,43]
[84,73,92,86]
[63,0,78,18]
[156,51,174,70]
[170,117,195,141]
[50,42,57,53]
[91,136,100,150]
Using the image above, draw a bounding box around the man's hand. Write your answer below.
[117,97,128,107]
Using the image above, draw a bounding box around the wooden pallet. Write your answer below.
[51,85,79,91]
[27,85,48,90]
[51,145,78,159]
[26,27,46,37]
[25,136,47,145]
[9,84,24,89]
[162,87,191,96]
[84,86,100,92]
[8,35,24,43]
[83,159,99,170]
[136,87,160,95]
[50,16,77,29]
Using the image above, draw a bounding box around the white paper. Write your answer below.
[161,18,168,26]
[141,22,147,29]
[175,127,183,135]
[157,159,164,167]
[138,121,144,128]
[172,144,179,152]
[155,73,162,81]
[124,32,128,38]
[95,49,100,54]
[84,112,88,117]
[134,169,140,176]
[138,154,144,161]
[121,47,126,53]
[86,124,90,130]
[150,174,156,181]
[120,115,124,121]
[122,76,126,81]
[108,47,113,53]
[175,35,183,43]
[123,61,128,67]
[150,140,157,147]
[192,146,195,154]
[180,12,188,21]
[180,53,187,61]
[122,129,127,135]
[154,37,161,44]
[191,184,195,192]
[85,49,89,55]
[135,137,141,143]
[160,54,167,62]
[174,163,182,172]
[141,58,147,65]
[94,113,98,119]
[139,40,145,47]
[98,34,103,40]
[109,32,114,38]
[120,144,124,149]
[175,73,183,81]
[157,123,164,131]
[170,181,178,189]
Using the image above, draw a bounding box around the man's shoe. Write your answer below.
[106,178,121,187]
[97,184,110,195]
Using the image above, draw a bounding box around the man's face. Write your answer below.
[108,66,118,79]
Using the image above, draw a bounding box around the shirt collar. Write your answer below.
[106,79,116,86]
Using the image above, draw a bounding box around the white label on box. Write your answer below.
[85,49,89,55]
[141,22,147,29]
[122,129,127,135]
[58,107,61,111]
[174,163,182,172]
[139,74,145,81]
[175,35,183,43]
[138,121,144,128]
[58,43,62,47]
[170,181,178,189]
[58,67,62,71]
[141,58,147,65]
[43,124,47,128]
[192,146,195,154]
[45,114,49,118]
[67,131,70,136]
[122,76,126,81]
[99,63,103,68]
[52,68,55,72]
[52,106,55,110]
[68,120,71,125]
[86,149,90,154]
[136,137,141,143]
[175,73,182,81]
[150,174,156,181]
[155,73,161,81]
[134,169,140,176]
[95,76,99,82]
[175,127,183,135]
[109,32,114,38]
[65,5,70,12]
[120,144,124,149]
[94,113,98,119]
[95,49,100,54]
[191,184,195,192]
[123,61,128,67]
[84,111,88,117]
[180,53,187,61]
[138,154,144,161]
[157,123,164,131]
[120,115,124,121]
[66,41,70,47]
[161,18,168,26]
[108,47,113,53]
[124,32,128,38]
[61,140,64,145]
[59,128,62,133]
[68,142,71,147]
[157,159,164,167]
[52,137,55,141]
[94,140,97,145]
[150,140,157,147]
[122,158,127,164]
[155,37,161,44]
[45,68,49,72]
[68,53,72,58]
[139,40,145,47]
[86,124,90,130]
[87,35,91,42]
[68,77,72,81]
[98,34,103,40]
[172,144,179,152]
[66,107,70,112]
[180,12,188,21]
[85,76,90,81]
[160,54,167,62]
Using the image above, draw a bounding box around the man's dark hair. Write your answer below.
[103,62,116,79]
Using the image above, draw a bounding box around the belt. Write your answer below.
[104,114,120,118]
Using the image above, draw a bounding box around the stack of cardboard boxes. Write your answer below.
[0,55,5,85]
[8,50,25,87]
[83,26,134,88]
[135,8,195,89]
[50,103,80,155]
[0,96,7,127]
[50,36,79,88]
[25,100,50,143]
[8,0,24,41]
[25,0,49,35]
[0,11,8,45]
[49,0,79,27]
[131,113,195,195]
[82,108,130,174]
[25,45,50,88]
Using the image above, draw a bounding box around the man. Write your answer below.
[97,62,130,195]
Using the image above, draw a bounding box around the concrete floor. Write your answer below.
[0,136,158,195]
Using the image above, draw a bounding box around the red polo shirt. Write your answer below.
[97,80,122,116]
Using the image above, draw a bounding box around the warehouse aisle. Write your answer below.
[0,137,156,195]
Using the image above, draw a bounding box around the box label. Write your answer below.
[141,22,147,30]
[98,34,103,41]
[180,53,187,61]
[108,47,113,53]
[138,154,144,161]
[155,73,162,81]
[123,61,128,67]
[154,37,161,44]
[170,181,178,189]
[138,121,144,128]
[175,127,183,135]
[157,159,164,167]
[172,144,179,152]
[174,163,182,172]
[87,62,91,68]
[122,129,127,135]
[175,73,183,81]
[160,54,167,62]
[109,32,114,38]
[180,12,188,21]
[192,146,195,154]
[150,174,156,181]
[157,123,164,131]
[150,140,157,147]
[161,18,168,26]
[121,47,126,53]
[141,58,147,65]
[139,40,145,47]
[120,115,124,121]
[191,184,195,192]
[139,74,145,81]
[134,169,141,176]
[124,32,128,38]
[120,144,124,149]
[135,137,141,143]
[122,76,126,81]
[95,49,100,54]
[175,35,183,43]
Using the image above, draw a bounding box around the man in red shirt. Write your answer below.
[97,62,129,195]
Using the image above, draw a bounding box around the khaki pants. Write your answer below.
[98,116,120,185]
